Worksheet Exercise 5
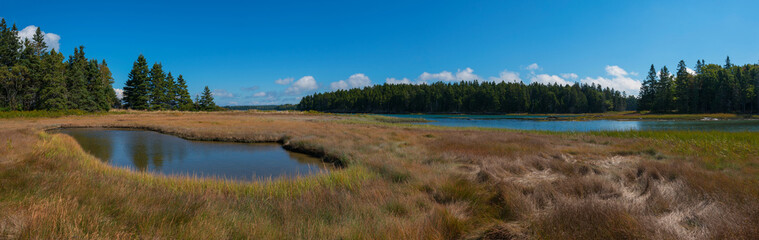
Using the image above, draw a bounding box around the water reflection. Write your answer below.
[383,114,759,132]
[56,128,330,181]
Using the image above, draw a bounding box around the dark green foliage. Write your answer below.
[225,104,297,111]
[148,63,169,110]
[173,74,194,110]
[197,86,216,111]
[123,55,151,110]
[298,81,630,113]
[38,50,68,110]
[639,58,759,113]
[0,18,203,112]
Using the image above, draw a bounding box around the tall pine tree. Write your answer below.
[123,55,151,110]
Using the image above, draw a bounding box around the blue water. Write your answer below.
[56,128,330,180]
[382,114,759,132]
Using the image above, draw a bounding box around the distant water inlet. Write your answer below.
[55,128,331,181]
[382,114,759,132]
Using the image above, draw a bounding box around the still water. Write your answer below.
[383,114,759,132]
[56,128,330,181]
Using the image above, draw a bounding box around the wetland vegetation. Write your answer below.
[1,111,758,239]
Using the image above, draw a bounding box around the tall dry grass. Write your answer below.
[0,111,757,239]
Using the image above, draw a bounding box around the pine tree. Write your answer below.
[148,63,168,110]
[675,60,691,112]
[0,21,22,67]
[31,27,48,56]
[197,86,216,111]
[654,66,674,112]
[38,50,68,110]
[724,56,732,69]
[638,65,657,111]
[66,46,95,110]
[174,74,193,110]
[99,60,119,109]
[165,72,177,109]
[123,55,151,110]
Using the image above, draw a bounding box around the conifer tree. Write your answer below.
[38,50,68,110]
[654,66,674,112]
[148,63,168,110]
[638,65,657,111]
[174,74,193,110]
[675,60,691,112]
[123,55,151,110]
[197,86,216,110]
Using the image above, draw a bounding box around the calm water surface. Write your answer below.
[383,114,759,132]
[57,128,330,181]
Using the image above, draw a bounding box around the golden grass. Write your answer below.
[0,111,758,239]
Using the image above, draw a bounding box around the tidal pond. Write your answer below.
[56,128,330,181]
[382,114,759,132]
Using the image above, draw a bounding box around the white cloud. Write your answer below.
[531,74,571,85]
[386,77,412,84]
[330,73,371,90]
[488,69,522,83]
[275,77,294,85]
[525,63,541,71]
[455,67,480,81]
[418,67,482,82]
[252,92,267,97]
[212,89,235,98]
[419,70,455,82]
[686,67,696,75]
[560,73,578,79]
[114,88,124,100]
[285,76,318,94]
[605,65,628,77]
[18,25,60,51]
[580,65,642,95]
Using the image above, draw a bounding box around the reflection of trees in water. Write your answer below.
[72,131,113,163]
[128,132,149,171]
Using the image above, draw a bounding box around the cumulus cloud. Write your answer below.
[561,73,578,79]
[525,63,541,71]
[114,88,124,100]
[488,69,522,83]
[686,67,696,75]
[419,70,455,82]
[18,25,60,51]
[455,68,480,81]
[285,76,318,94]
[275,77,294,85]
[531,74,571,85]
[212,89,235,98]
[580,65,642,95]
[330,73,371,90]
[418,68,483,82]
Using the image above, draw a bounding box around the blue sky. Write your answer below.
[4,0,759,105]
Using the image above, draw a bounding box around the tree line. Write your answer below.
[0,18,219,112]
[298,81,635,113]
[122,54,218,111]
[0,19,118,111]
[639,57,759,113]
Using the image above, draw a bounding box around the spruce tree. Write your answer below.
[639,65,657,111]
[174,74,193,110]
[675,60,691,112]
[197,86,216,111]
[38,50,68,110]
[66,46,95,110]
[123,55,151,110]
[148,63,168,110]
[99,60,119,109]
[654,66,674,112]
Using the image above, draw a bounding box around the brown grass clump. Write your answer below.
[0,111,757,239]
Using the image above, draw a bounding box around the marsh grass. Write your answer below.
[1,111,758,239]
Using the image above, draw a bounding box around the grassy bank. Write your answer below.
[1,111,758,239]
